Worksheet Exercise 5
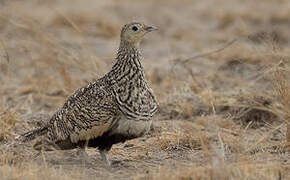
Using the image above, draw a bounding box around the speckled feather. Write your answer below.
[19,22,158,159]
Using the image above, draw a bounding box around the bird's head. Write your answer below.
[120,22,158,47]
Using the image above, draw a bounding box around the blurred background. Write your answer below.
[0,0,290,179]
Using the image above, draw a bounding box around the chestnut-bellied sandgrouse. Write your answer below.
[18,22,158,166]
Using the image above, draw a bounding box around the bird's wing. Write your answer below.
[48,81,120,143]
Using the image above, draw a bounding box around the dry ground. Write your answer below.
[1,0,290,179]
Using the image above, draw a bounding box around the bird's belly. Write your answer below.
[110,118,152,138]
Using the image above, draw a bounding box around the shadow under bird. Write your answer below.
[17,22,159,166]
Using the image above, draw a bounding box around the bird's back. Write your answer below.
[23,76,119,150]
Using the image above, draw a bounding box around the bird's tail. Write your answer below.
[16,127,48,142]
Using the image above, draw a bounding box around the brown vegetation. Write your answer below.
[273,68,290,148]
[1,0,290,179]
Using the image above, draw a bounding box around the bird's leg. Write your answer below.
[78,147,91,164]
[77,139,91,164]
[100,149,111,166]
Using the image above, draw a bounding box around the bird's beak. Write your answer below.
[145,25,158,32]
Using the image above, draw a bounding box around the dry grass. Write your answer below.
[0,163,86,180]
[141,162,284,180]
[273,67,290,147]
[0,0,290,179]
[157,120,206,150]
[0,108,17,141]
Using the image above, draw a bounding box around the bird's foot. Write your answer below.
[100,149,111,167]
[77,148,92,164]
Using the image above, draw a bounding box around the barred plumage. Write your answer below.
[18,22,158,166]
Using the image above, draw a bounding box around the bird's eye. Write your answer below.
[132,26,139,31]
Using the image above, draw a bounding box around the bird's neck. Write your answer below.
[111,40,144,73]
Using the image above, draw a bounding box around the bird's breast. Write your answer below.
[109,117,152,138]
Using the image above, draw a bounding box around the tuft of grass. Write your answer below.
[0,108,17,141]
[226,93,280,128]
[157,121,206,150]
[272,67,290,147]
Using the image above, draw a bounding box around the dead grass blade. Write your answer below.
[175,38,237,65]
[0,39,9,63]
[55,10,83,34]
[272,66,290,147]
[245,123,284,153]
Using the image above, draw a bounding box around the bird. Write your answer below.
[17,22,159,166]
